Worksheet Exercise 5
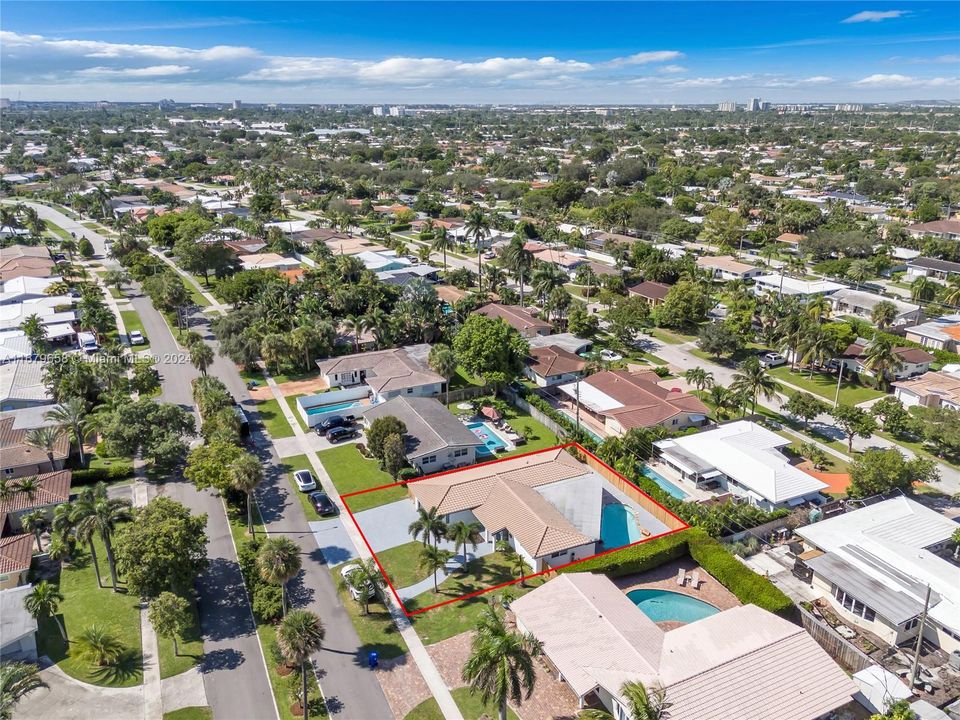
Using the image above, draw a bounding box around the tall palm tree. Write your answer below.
[419,544,454,593]
[74,493,132,591]
[188,340,214,376]
[428,344,458,406]
[465,207,491,290]
[14,477,38,503]
[862,336,903,390]
[0,661,48,719]
[911,276,937,302]
[870,300,898,330]
[944,276,960,308]
[21,510,48,553]
[578,681,669,720]
[45,397,88,465]
[276,610,325,720]
[257,537,302,615]
[446,521,482,568]
[502,236,534,308]
[845,259,872,290]
[408,506,448,547]
[18,314,47,355]
[805,295,831,323]
[343,314,364,354]
[431,229,455,272]
[683,368,714,398]
[461,605,542,720]
[24,581,66,643]
[731,357,780,416]
[799,325,834,378]
[69,486,105,588]
[0,478,14,505]
[25,425,64,470]
[230,453,263,537]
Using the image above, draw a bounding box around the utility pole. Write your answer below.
[833,362,845,408]
[909,584,932,691]
[575,377,581,434]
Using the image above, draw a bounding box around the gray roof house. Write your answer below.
[361,396,484,473]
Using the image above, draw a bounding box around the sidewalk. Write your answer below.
[148,248,228,314]
[262,373,466,720]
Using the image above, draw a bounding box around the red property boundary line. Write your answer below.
[340,442,690,617]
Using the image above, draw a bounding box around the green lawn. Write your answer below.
[284,394,308,433]
[156,593,204,679]
[407,552,544,645]
[257,622,326,720]
[404,687,519,720]
[278,454,322,521]
[46,222,72,241]
[185,281,212,308]
[375,541,430,590]
[768,365,886,406]
[450,365,485,390]
[272,369,323,385]
[36,534,143,687]
[255,396,295,439]
[329,565,408,660]
[163,708,212,720]
[649,327,698,345]
[318,445,408,512]
[875,429,960,472]
[119,310,151,352]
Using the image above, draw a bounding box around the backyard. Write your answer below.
[445,401,560,458]
[319,444,408,512]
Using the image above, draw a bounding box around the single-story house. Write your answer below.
[0,470,72,530]
[838,340,934,381]
[695,256,764,282]
[239,253,302,272]
[0,535,34,590]
[776,232,805,248]
[752,274,846,301]
[531,249,587,276]
[0,276,63,306]
[524,346,587,387]
[796,497,960,654]
[512,573,856,719]
[904,314,960,352]
[0,360,54,411]
[0,584,38,660]
[527,333,593,356]
[316,344,444,403]
[906,219,960,240]
[360,396,484,473]
[627,280,672,307]
[0,245,55,282]
[557,370,709,437]
[907,257,960,284]
[827,289,922,327]
[892,369,960,412]
[475,303,552,338]
[654,421,828,510]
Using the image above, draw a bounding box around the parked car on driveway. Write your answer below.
[129,330,145,345]
[340,563,375,600]
[315,415,351,436]
[600,349,623,362]
[309,491,338,517]
[293,469,317,492]
[326,426,359,444]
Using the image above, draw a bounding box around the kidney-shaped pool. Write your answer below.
[626,589,719,624]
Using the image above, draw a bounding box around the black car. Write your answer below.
[326,426,359,444]
[308,491,338,516]
[315,415,351,435]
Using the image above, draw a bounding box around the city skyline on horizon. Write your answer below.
[1,1,958,105]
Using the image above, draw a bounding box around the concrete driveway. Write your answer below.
[352,499,461,553]
[14,663,143,720]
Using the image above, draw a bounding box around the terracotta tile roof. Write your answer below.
[585,371,709,429]
[0,470,72,515]
[527,346,586,378]
[0,417,70,471]
[627,280,671,301]
[475,303,551,334]
[0,534,34,574]
[841,343,934,365]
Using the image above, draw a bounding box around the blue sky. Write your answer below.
[1,1,957,103]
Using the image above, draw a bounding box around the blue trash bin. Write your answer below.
[368,651,379,669]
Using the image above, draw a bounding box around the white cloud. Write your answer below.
[671,75,752,87]
[841,10,909,23]
[605,51,684,68]
[76,64,197,78]
[658,65,688,74]
[853,73,958,87]
[802,76,835,84]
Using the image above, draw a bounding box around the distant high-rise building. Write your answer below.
[232,99,242,110]
[747,97,762,112]
[718,101,737,112]
[760,101,771,111]
[0,98,11,109]
[372,105,387,116]
[835,103,864,112]
[389,105,406,117]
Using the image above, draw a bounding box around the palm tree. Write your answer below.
[911,276,937,302]
[578,681,669,720]
[14,476,38,503]
[45,397,88,465]
[683,368,714,398]
[870,300,898,330]
[731,357,780,416]
[496,541,529,587]
[188,340,214,376]
[465,207,491,290]
[446,521,482,568]
[408,506,448,547]
[0,478,14,505]
[502,236,535,308]
[25,425,64,470]
[428,344,458,406]
[944,277,960,308]
[18,314,47,355]
[343,314,365,354]
[862,336,903,390]
[21,510,48,553]
[74,625,124,667]
[336,559,385,616]
[257,537,302,615]
[102,270,131,297]
[276,610,325,720]
[0,661,48,718]
[845,259,872,290]
[431,229,455,272]
[799,325,834,378]
[806,295,831,323]
[24,581,66,643]
[461,605,542,720]
[230,453,263,537]
[951,527,960,559]
[419,544,454,594]
[69,486,106,587]
[74,493,132,591]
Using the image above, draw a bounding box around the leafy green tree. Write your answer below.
[382,433,407,480]
[0,661,47,719]
[366,416,407,462]
[77,237,94,259]
[114,497,208,598]
[131,360,161,396]
[148,592,191,656]
[652,281,711,330]
[783,392,827,429]
[696,322,741,360]
[607,296,651,343]
[24,581,66,642]
[829,404,878,454]
[453,315,529,391]
[184,440,243,493]
[276,610,325,720]
[871,396,912,436]
[257,537,302,615]
[99,399,194,471]
[461,605,542,720]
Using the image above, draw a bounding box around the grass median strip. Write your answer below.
[255,396,295,439]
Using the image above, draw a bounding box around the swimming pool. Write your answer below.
[643,466,689,500]
[600,503,641,548]
[467,421,508,455]
[305,400,361,416]
[627,589,718,624]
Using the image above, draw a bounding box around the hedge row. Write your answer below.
[71,463,135,486]
[563,528,690,576]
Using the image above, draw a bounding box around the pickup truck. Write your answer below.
[758,352,786,368]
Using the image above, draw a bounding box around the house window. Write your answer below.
[550,550,565,558]
[3,468,13,476]
[671,418,678,425]
[422,455,437,465]
[406,388,413,394]
[904,617,920,632]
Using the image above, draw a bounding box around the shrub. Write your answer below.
[398,467,419,481]
[562,529,690,576]
[252,583,283,622]
[72,463,135,486]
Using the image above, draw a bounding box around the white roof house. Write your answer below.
[828,288,922,326]
[797,497,960,649]
[512,573,856,720]
[654,421,828,509]
[0,276,62,306]
[0,295,77,333]
[753,274,845,299]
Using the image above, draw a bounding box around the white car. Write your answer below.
[293,469,317,492]
[600,349,623,362]
[339,563,375,600]
[129,330,145,346]
[758,352,786,368]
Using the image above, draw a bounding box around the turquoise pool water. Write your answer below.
[643,466,689,500]
[600,503,641,548]
[305,400,360,416]
[467,421,507,455]
[627,589,718,623]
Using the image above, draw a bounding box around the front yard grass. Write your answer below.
[284,394,308,433]
[375,541,429,590]
[649,327,698,345]
[768,365,886,406]
[257,622,326,720]
[255,396,295,439]
[406,552,544,645]
[318,445,407,512]
[163,708,212,720]
[119,310,151,352]
[404,687,520,720]
[329,564,408,661]
[36,534,143,687]
[156,593,204,679]
[278,453,322,521]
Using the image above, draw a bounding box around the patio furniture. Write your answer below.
[677,568,686,586]
[691,571,700,589]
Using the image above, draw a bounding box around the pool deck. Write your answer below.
[613,560,740,631]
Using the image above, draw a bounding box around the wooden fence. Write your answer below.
[799,606,874,674]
